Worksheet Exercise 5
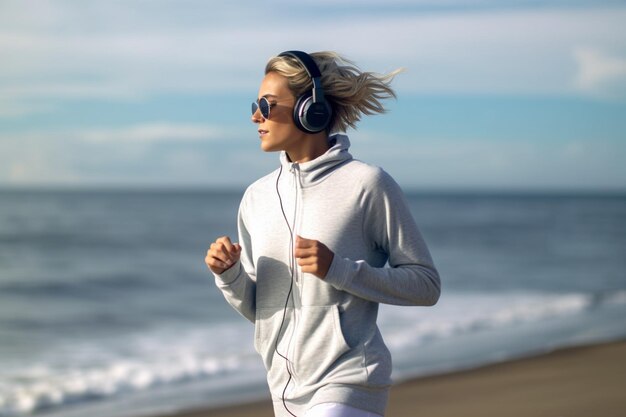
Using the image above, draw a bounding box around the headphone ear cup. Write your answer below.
[292,92,310,133]
[293,92,332,133]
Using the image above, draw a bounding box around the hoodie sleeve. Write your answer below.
[324,168,441,306]
[213,194,256,323]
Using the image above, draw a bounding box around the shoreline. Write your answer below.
[153,339,626,417]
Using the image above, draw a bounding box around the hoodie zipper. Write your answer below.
[289,162,302,286]
[286,161,302,390]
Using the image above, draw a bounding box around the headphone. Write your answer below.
[278,50,332,134]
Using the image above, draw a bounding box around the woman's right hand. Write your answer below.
[205,236,242,274]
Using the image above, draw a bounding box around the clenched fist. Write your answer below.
[294,235,334,279]
[205,236,241,275]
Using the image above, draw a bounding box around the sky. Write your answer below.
[1,0,625,191]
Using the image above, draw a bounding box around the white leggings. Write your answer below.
[304,403,384,417]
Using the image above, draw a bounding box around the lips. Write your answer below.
[258,129,268,136]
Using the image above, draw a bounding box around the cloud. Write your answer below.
[573,47,626,97]
[1,1,624,190]
[0,123,240,144]
[0,123,260,187]
[0,98,55,118]
[2,124,623,190]
[1,2,626,113]
[2,143,81,185]
[352,132,626,190]
[80,123,231,143]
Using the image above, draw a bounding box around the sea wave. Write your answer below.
[0,349,260,417]
[1,276,151,299]
[379,290,626,350]
[1,290,624,417]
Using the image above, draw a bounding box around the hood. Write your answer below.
[279,134,353,188]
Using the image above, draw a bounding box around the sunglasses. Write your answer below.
[251,97,293,119]
[251,97,275,119]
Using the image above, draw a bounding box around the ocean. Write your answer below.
[1,188,625,417]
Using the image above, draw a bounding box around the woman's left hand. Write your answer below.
[294,235,334,279]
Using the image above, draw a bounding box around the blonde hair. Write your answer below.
[265,51,402,133]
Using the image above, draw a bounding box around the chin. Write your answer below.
[260,141,279,153]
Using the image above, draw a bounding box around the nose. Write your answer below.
[251,107,264,124]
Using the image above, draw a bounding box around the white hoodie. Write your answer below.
[214,134,440,416]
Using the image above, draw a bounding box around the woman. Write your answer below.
[205,50,440,417]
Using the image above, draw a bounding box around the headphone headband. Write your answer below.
[278,50,326,103]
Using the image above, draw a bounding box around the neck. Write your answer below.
[286,131,329,163]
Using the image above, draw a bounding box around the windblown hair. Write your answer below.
[265,51,403,133]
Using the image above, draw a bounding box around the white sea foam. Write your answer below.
[0,324,261,417]
[378,291,595,350]
[0,353,259,417]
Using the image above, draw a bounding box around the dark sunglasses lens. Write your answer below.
[259,98,270,118]
[251,97,271,118]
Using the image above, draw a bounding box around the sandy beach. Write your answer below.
[154,339,626,417]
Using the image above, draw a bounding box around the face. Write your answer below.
[252,72,306,154]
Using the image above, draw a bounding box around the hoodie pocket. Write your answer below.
[254,305,365,397]
[291,305,354,387]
